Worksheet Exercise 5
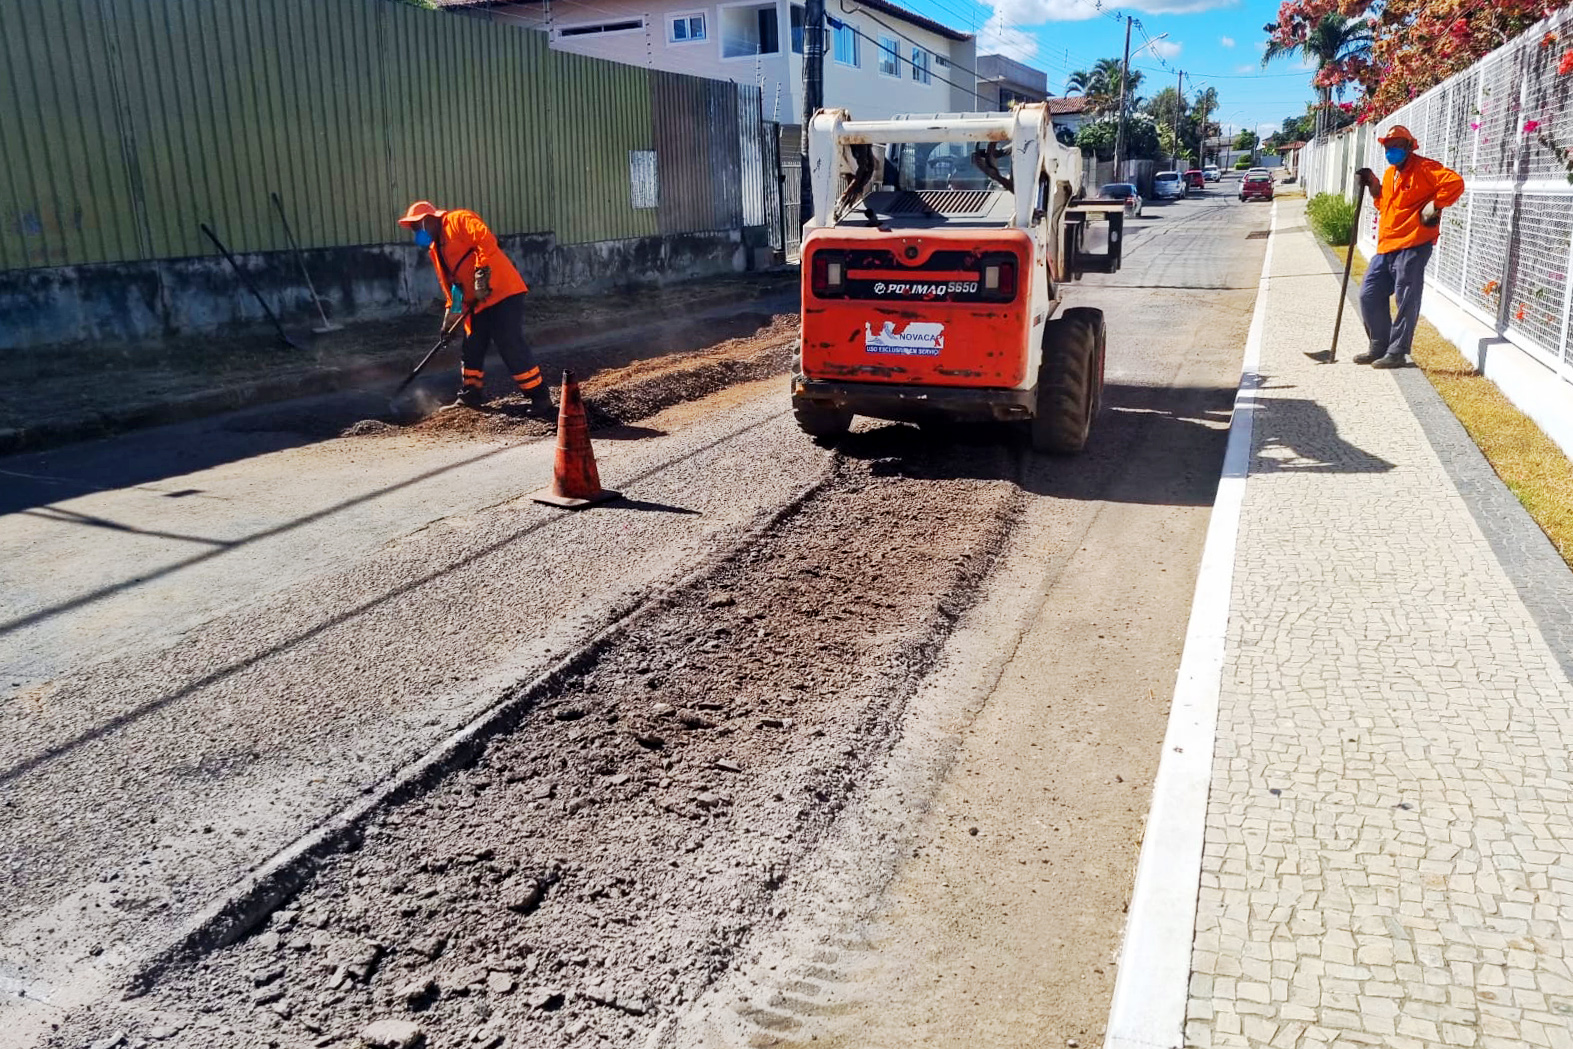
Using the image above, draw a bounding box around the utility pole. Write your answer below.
[1113,16,1132,180]
[800,0,825,229]
[1173,69,1184,169]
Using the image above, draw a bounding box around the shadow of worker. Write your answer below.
[1248,395,1395,474]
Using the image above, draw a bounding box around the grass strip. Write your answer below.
[1340,247,1573,567]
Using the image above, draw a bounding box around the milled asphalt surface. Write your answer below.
[6,181,1273,1048]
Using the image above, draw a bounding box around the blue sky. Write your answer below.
[893,0,1320,139]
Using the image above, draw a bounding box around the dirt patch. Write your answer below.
[73,445,1025,1048]
[368,315,799,442]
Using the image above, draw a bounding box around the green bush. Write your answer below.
[1307,192,1359,246]
[1233,156,1252,170]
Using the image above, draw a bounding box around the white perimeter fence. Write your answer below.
[1301,8,1573,384]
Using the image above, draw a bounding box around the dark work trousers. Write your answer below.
[459,292,548,400]
[1359,241,1433,359]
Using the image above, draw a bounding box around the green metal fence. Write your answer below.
[0,0,761,272]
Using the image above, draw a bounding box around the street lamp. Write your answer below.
[1114,31,1168,176]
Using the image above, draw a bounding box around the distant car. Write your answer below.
[1203,165,1221,182]
[1100,181,1144,217]
[1153,171,1186,200]
[1247,167,1270,178]
[1183,169,1206,190]
[1239,172,1274,202]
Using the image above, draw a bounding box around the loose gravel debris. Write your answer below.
[350,315,798,442]
[78,442,1025,1049]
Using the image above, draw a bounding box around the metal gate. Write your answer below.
[779,124,803,263]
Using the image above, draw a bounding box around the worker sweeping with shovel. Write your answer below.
[397,201,553,414]
[1352,124,1464,369]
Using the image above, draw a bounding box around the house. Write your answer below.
[1045,96,1091,143]
[976,53,1047,111]
[1278,140,1307,177]
[437,0,976,125]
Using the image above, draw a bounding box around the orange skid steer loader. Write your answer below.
[792,106,1124,452]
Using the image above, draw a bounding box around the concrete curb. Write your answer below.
[0,279,793,458]
[129,464,830,995]
[1103,201,1279,1049]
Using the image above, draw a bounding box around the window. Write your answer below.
[832,20,858,66]
[790,4,804,53]
[721,3,778,57]
[669,13,706,42]
[878,36,899,76]
[559,17,644,37]
[910,46,930,84]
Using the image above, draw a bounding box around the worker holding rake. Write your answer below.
[398,201,554,415]
[1352,124,1464,369]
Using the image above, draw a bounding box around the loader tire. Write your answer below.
[794,402,853,441]
[1029,307,1104,454]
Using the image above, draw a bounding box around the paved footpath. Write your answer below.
[1120,197,1573,1049]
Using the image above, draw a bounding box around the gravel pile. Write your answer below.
[78,446,1023,1049]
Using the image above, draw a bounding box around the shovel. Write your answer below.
[200,222,302,350]
[1306,178,1367,364]
[390,307,472,408]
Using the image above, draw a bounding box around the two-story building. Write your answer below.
[976,53,1047,111]
[438,0,977,124]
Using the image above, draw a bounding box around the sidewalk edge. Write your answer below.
[1103,201,1279,1049]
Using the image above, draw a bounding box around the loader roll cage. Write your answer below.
[806,106,1124,279]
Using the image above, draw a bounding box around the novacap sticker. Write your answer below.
[864,321,944,356]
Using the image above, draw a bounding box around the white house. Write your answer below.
[438,0,977,124]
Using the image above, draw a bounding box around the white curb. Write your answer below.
[1103,201,1279,1049]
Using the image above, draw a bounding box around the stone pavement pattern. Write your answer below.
[1186,200,1573,1049]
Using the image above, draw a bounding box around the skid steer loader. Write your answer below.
[791,104,1124,452]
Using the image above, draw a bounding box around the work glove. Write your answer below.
[473,266,492,303]
[1354,167,1378,193]
[448,283,465,314]
[1419,201,1442,227]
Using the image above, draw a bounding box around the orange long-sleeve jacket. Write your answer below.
[1371,154,1465,254]
[428,209,528,331]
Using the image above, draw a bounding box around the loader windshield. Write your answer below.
[885,142,1013,192]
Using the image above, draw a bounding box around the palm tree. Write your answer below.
[1066,60,1144,117]
[1262,13,1373,137]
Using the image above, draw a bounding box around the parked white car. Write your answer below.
[1203,165,1221,182]
[1152,171,1187,200]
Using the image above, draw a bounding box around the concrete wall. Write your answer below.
[0,230,759,353]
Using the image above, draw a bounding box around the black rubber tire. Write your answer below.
[793,402,853,440]
[1029,307,1104,454]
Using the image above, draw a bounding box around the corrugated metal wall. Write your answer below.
[0,0,763,273]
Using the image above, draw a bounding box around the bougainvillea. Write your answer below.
[1265,0,1573,121]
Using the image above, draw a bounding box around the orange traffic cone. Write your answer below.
[530,371,621,509]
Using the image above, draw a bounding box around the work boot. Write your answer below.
[1352,344,1387,364]
[454,387,486,408]
[1370,353,1410,369]
[523,394,556,420]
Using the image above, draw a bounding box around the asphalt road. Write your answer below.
[3,184,1274,1048]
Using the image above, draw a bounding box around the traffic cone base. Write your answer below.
[530,370,621,510]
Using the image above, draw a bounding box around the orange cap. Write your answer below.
[397,200,446,228]
[1378,124,1417,148]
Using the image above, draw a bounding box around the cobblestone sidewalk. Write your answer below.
[1185,200,1573,1049]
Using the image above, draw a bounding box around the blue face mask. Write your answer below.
[413,228,433,249]
[1384,145,1410,167]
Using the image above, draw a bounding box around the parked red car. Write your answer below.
[1239,172,1274,201]
[1183,169,1205,190]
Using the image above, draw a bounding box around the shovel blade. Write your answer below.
[1303,350,1336,364]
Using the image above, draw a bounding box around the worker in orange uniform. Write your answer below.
[1352,124,1464,369]
[397,201,553,413]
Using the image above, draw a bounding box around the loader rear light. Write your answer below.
[977,255,1017,302]
[810,251,848,297]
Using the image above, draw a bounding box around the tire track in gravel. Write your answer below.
[51,437,1029,1048]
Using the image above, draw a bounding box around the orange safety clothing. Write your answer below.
[1371,154,1464,255]
[428,209,529,332]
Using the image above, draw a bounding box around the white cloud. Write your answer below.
[1220,35,1235,47]
[976,0,1236,42]
[1235,63,1257,73]
[978,12,1044,59]
[1149,38,1182,59]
